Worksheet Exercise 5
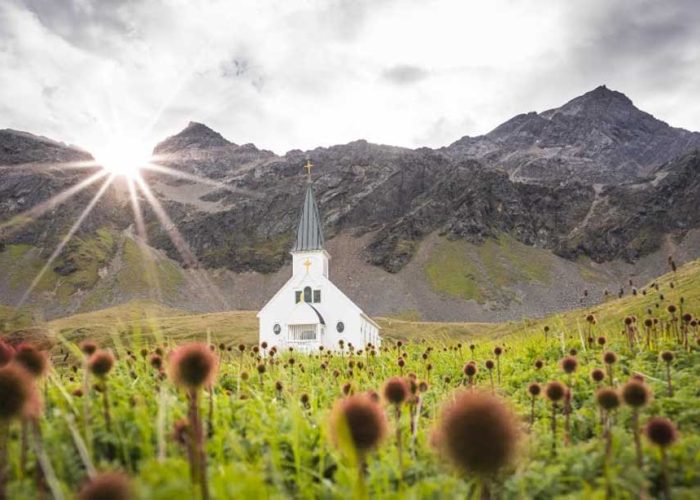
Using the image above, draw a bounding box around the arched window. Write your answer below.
[303,286,312,303]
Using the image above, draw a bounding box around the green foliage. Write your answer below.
[2,260,700,498]
[424,235,554,303]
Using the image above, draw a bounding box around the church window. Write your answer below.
[273,323,281,335]
[295,291,302,303]
[313,290,321,303]
[303,286,312,302]
[336,321,345,333]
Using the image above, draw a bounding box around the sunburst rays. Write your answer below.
[2,149,236,311]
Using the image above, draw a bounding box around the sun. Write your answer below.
[92,137,153,178]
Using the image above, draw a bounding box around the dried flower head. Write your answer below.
[88,351,115,378]
[622,380,651,408]
[169,343,218,389]
[534,359,544,370]
[591,368,605,383]
[78,471,133,500]
[329,393,387,456]
[644,417,678,448]
[660,351,674,363]
[560,356,578,374]
[0,341,14,367]
[596,388,620,411]
[383,376,409,405]
[545,381,566,402]
[14,344,48,378]
[433,391,520,476]
[527,382,541,397]
[603,351,618,365]
[0,364,36,421]
[79,340,98,356]
[463,363,478,378]
[485,359,495,370]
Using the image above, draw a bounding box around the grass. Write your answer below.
[424,235,554,303]
[0,259,699,498]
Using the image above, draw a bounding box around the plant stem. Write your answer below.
[551,402,557,456]
[0,421,8,500]
[102,382,111,432]
[632,410,642,468]
[660,447,671,500]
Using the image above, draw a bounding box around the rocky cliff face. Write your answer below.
[446,86,700,184]
[1,86,700,319]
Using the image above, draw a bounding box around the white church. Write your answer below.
[257,163,381,353]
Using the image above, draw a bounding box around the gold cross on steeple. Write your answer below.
[303,258,312,273]
[304,160,314,182]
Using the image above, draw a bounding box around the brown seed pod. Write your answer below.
[621,380,651,408]
[78,471,133,500]
[596,388,620,411]
[545,381,566,402]
[383,376,409,405]
[88,351,115,378]
[644,417,678,448]
[329,394,387,456]
[433,391,520,476]
[169,343,218,389]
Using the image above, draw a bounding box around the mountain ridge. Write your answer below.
[2,86,700,321]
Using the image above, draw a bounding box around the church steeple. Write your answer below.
[292,163,325,252]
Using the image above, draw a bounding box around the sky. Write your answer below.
[1,0,699,156]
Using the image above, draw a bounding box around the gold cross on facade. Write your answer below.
[304,160,314,182]
[303,258,312,273]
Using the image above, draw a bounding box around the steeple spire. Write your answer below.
[292,165,324,252]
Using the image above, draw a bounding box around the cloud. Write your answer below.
[382,64,429,85]
[0,0,698,156]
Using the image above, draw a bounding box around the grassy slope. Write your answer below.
[4,259,698,499]
[25,257,699,349]
[424,235,564,303]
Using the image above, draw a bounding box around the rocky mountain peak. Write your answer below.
[0,128,93,165]
[153,121,234,155]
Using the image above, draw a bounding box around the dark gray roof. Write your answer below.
[292,184,325,251]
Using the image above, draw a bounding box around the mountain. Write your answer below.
[1,86,700,322]
[0,129,92,165]
[446,85,700,184]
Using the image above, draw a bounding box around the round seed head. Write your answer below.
[383,376,409,405]
[493,346,503,357]
[667,304,676,314]
[300,393,310,406]
[560,356,578,374]
[78,471,133,500]
[597,336,607,346]
[149,354,163,370]
[591,368,605,383]
[329,394,387,456]
[169,343,218,389]
[463,362,477,378]
[433,390,520,476]
[596,388,620,411]
[0,341,14,367]
[527,382,541,397]
[644,417,678,448]
[660,351,674,363]
[257,363,266,374]
[419,381,429,392]
[622,380,651,408]
[603,351,618,365]
[88,351,115,378]
[14,344,48,378]
[534,359,544,370]
[79,340,98,356]
[485,359,495,370]
[545,381,566,402]
[0,364,36,421]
